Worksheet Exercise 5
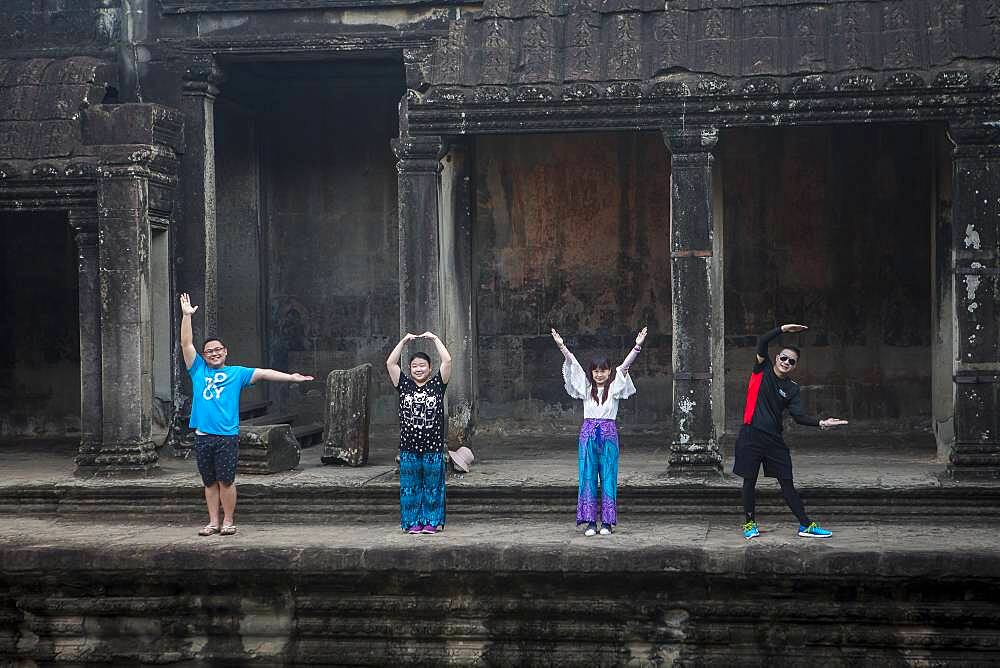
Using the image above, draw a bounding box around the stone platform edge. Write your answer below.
[2,541,999,580]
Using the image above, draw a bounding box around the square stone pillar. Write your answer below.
[438,139,476,443]
[74,149,158,475]
[946,121,1000,479]
[177,57,223,335]
[394,130,446,336]
[68,209,103,450]
[663,127,723,477]
[166,57,224,456]
[77,103,184,476]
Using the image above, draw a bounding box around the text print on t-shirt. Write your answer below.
[203,372,229,400]
[402,390,437,429]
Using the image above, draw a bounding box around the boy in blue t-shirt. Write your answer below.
[180,293,314,537]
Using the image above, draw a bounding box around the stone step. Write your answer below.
[238,399,271,420]
[292,422,324,448]
[1,517,998,665]
[240,411,297,427]
[2,481,999,522]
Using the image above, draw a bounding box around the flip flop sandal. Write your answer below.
[220,525,237,536]
[198,525,220,536]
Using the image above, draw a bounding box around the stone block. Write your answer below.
[82,104,185,152]
[321,364,372,467]
[238,425,301,475]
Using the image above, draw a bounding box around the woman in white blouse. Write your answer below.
[551,326,648,536]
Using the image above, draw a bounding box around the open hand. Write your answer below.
[635,326,648,346]
[289,373,314,383]
[781,323,808,333]
[550,328,564,347]
[820,418,848,429]
[179,293,198,316]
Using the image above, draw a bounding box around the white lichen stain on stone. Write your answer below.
[964,224,981,249]
[678,396,696,413]
[964,275,981,312]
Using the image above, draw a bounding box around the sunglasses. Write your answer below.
[777,354,797,366]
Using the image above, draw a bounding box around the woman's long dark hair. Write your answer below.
[588,357,615,404]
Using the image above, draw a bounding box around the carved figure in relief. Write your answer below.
[551,327,647,537]
[735,324,848,542]
[386,332,453,535]
[705,9,725,38]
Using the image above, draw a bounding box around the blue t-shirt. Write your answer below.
[188,354,256,436]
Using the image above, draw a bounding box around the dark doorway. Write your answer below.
[0,211,80,437]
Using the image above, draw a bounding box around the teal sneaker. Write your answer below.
[742,520,760,540]
[798,522,832,538]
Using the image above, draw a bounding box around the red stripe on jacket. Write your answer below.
[743,371,764,425]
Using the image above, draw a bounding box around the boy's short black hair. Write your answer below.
[782,344,801,357]
[202,337,226,351]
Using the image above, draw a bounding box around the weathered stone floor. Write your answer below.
[0,515,997,574]
[0,428,947,490]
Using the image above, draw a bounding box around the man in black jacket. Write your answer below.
[735,323,848,540]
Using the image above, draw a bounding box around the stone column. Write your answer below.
[662,127,723,476]
[394,130,446,336]
[438,139,476,443]
[167,57,223,456]
[946,121,1000,479]
[178,56,223,336]
[76,148,159,475]
[68,209,103,451]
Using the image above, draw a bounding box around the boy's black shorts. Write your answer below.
[194,433,239,486]
[732,425,793,480]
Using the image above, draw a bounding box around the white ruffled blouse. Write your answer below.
[562,354,636,420]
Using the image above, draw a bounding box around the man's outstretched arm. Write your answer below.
[756,323,808,363]
[788,391,849,429]
[179,293,198,370]
[250,369,314,384]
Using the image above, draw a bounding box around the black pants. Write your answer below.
[742,472,810,526]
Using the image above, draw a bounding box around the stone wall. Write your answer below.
[475,132,673,427]
[474,125,933,430]
[0,212,80,437]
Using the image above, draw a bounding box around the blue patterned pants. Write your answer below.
[399,450,446,530]
[576,419,619,527]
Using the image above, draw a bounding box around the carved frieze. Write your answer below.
[692,8,735,77]
[411,0,1000,124]
[517,17,556,83]
[478,18,514,85]
[788,6,828,73]
[651,11,688,75]
[880,1,923,69]
[605,13,642,80]
[740,6,779,76]
[564,13,601,81]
